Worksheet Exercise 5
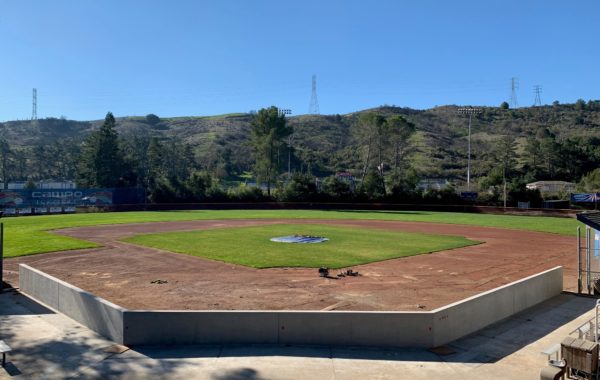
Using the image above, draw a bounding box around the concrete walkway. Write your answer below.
[0,289,597,379]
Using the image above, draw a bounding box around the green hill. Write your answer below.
[2,101,600,187]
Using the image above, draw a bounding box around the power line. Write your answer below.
[509,77,519,108]
[31,88,38,120]
[533,85,542,106]
[308,74,320,114]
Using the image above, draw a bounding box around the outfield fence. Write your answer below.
[81,201,578,217]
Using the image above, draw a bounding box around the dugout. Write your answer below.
[576,212,600,294]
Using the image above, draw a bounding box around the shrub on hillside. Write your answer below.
[279,173,319,202]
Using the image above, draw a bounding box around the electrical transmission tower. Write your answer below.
[509,77,519,108]
[308,75,320,114]
[31,88,38,120]
[533,85,542,106]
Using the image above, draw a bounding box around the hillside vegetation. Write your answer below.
[2,100,600,204]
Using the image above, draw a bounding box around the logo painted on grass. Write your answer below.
[270,235,329,244]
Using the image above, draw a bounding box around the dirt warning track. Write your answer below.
[5,219,576,311]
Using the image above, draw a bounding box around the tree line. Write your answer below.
[2,106,600,206]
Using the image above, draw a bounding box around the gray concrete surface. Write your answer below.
[432,266,563,346]
[19,264,563,349]
[1,287,598,379]
[19,265,125,344]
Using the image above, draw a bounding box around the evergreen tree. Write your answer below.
[32,145,47,180]
[386,115,416,187]
[352,112,386,183]
[250,106,292,196]
[77,112,125,187]
[579,169,600,192]
[0,138,11,189]
[496,135,518,179]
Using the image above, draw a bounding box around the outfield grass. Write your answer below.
[2,209,581,258]
[124,224,479,268]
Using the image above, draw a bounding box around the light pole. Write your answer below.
[457,107,482,191]
[277,108,293,181]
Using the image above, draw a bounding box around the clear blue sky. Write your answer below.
[0,0,598,121]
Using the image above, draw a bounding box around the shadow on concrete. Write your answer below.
[211,368,264,380]
[0,291,184,379]
[4,288,598,374]
[442,293,598,364]
[1,361,22,376]
[0,290,54,316]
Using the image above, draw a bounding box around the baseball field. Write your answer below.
[3,209,580,311]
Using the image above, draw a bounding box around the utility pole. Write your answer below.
[503,167,507,208]
[287,135,294,179]
[457,107,482,191]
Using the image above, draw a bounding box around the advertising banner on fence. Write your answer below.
[571,193,600,203]
[0,188,144,208]
[460,192,478,201]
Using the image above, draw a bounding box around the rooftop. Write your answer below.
[577,211,600,230]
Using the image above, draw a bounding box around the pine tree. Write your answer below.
[0,138,11,189]
[78,112,125,188]
[250,107,292,196]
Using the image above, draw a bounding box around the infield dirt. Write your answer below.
[4,219,575,311]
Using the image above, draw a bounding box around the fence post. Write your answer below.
[587,227,591,294]
[0,222,3,293]
[578,226,582,294]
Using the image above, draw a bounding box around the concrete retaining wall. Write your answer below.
[19,265,125,344]
[19,264,563,348]
[431,266,563,347]
[123,310,433,347]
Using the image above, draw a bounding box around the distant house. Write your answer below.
[0,180,77,190]
[417,178,449,191]
[5,181,26,190]
[526,181,575,195]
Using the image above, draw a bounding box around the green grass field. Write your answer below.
[2,209,581,258]
[124,224,479,268]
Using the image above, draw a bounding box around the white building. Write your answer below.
[526,181,575,195]
[37,180,77,189]
[417,178,450,191]
[0,180,77,190]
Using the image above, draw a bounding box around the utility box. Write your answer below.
[561,337,599,375]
